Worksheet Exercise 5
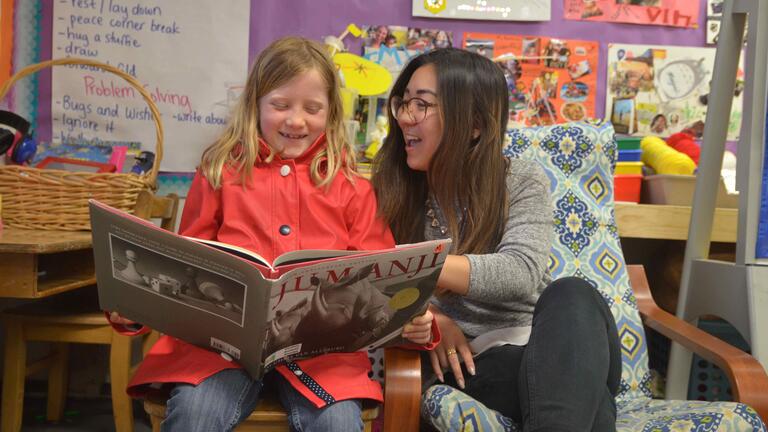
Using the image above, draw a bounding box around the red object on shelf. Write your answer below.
[667,132,700,165]
[614,174,642,203]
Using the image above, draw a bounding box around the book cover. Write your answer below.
[89,200,450,378]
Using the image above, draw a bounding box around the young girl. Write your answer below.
[110,36,437,432]
[372,48,621,431]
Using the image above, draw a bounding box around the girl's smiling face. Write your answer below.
[395,64,442,172]
[259,69,329,159]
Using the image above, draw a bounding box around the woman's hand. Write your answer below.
[402,309,433,344]
[428,306,475,389]
[108,311,137,327]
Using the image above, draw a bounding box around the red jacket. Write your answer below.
[119,135,438,407]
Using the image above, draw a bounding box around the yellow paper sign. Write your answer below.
[334,52,392,96]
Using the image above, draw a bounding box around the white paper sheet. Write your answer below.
[52,1,250,171]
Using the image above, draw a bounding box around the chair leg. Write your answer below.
[110,333,134,432]
[2,320,27,432]
[142,330,160,358]
[46,342,69,422]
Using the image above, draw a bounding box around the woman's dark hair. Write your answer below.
[372,48,510,254]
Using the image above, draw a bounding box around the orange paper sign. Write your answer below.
[464,32,599,127]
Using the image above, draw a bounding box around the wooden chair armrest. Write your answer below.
[384,347,421,432]
[628,265,768,419]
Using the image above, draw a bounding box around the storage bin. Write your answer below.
[616,162,643,175]
[617,136,642,151]
[618,149,642,162]
[614,174,642,203]
[687,319,750,401]
[641,174,738,208]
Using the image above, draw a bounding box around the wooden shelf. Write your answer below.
[0,228,95,298]
[615,203,737,242]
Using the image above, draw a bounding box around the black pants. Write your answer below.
[425,277,621,432]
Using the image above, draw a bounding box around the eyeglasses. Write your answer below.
[390,96,438,123]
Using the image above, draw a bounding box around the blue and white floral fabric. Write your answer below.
[422,120,766,431]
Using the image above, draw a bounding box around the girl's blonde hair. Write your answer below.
[201,36,356,189]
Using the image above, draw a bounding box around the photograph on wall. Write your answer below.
[362,25,453,78]
[413,0,551,21]
[463,32,599,127]
[705,0,747,46]
[563,0,699,28]
[606,43,744,140]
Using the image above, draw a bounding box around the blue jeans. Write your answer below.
[161,368,363,432]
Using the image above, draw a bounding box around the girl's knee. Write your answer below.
[298,399,364,432]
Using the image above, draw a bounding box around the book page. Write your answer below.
[90,201,271,378]
[190,237,270,268]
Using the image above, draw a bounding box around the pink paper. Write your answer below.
[564,0,700,28]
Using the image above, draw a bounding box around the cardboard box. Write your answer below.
[641,174,738,208]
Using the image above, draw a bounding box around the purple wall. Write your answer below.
[35,0,708,142]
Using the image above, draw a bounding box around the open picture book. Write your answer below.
[89,200,450,379]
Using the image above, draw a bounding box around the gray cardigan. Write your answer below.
[426,158,553,338]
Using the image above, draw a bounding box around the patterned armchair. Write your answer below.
[422,120,768,431]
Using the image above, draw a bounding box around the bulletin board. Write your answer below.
[14,0,713,177]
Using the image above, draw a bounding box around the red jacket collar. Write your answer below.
[258,133,327,165]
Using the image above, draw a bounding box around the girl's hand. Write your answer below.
[108,311,137,327]
[428,307,475,389]
[402,309,434,344]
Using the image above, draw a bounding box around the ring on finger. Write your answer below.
[445,348,457,357]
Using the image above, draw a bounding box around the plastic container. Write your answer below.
[616,162,644,175]
[618,149,643,162]
[687,319,750,401]
[617,136,642,151]
[641,174,738,208]
[614,174,642,203]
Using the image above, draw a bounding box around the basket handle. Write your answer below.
[0,57,164,184]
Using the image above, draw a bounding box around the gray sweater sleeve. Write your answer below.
[463,159,553,303]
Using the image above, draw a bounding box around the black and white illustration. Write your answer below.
[264,264,441,364]
[109,234,246,326]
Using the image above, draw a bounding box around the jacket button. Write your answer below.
[280,165,290,176]
[279,225,291,236]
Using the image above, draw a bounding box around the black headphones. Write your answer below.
[0,110,37,164]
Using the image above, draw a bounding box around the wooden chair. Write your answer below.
[142,348,423,431]
[1,192,179,432]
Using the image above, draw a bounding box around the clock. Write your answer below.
[656,58,707,101]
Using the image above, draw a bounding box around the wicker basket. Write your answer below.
[0,58,163,231]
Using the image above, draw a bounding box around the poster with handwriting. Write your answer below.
[563,0,699,28]
[52,1,250,171]
[412,0,551,21]
[463,32,599,127]
[606,43,743,140]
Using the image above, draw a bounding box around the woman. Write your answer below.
[372,48,621,431]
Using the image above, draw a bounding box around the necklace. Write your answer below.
[425,199,449,236]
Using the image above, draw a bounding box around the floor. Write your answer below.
[20,393,151,432]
